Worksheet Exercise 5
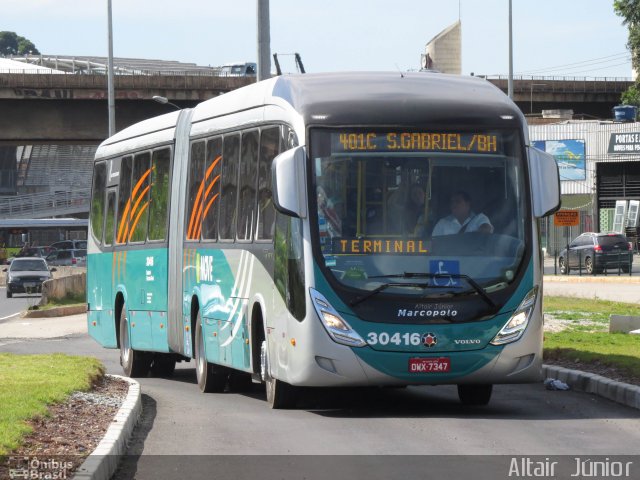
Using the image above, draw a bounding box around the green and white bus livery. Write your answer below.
[87,72,560,408]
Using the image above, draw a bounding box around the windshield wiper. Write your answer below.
[367,272,497,311]
[350,282,432,307]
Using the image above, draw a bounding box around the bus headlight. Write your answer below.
[310,288,366,347]
[490,286,538,346]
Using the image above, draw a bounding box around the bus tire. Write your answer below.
[195,312,226,393]
[151,354,176,378]
[261,340,297,409]
[119,305,152,378]
[457,384,493,406]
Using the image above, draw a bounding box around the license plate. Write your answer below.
[409,357,450,373]
[23,282,35,288]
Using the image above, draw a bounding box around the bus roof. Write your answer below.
[192,72,524,128]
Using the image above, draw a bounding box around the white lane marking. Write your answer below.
[0,312,22,322]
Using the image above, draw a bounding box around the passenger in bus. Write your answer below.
[317,185,342,237]
[387,183,428,236]
[432,191,493,236]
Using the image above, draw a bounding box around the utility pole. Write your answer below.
[107,0,116,136]
[257,0,271,81]
[508,0,514,99]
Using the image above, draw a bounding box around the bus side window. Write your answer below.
[237,130,259,241]
[274,213,306,321]
[257,126,280,240]
[219,134,240,240]
[115,156,133,245]
[185,141,205,241]
[90,162,107,245]
[104,191,116,247]
[201,138,222,241]
[148,148,171,241]
[128,152,151,243]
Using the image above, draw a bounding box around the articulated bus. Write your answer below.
[87,72,560,408]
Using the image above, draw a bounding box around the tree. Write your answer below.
[0,31,40,56]
[614,1,640,107]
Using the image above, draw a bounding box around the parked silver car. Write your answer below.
[3,257,55,298]
[49,240,87,251]
[45,249,87,267]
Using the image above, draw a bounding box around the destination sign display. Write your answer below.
[333,238,429,255]
[332,132,500,154]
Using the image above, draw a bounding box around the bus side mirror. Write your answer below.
[528,146,560,218]
[272,146,307,218]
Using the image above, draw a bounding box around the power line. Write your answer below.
[546,60,632,76]
[516,51,629,75]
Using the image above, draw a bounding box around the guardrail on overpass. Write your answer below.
[0,72,254,100]
[486,75,633,94]
[0,188,90,219]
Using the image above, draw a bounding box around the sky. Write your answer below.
[1,0,633,78]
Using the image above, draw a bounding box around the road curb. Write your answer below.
[73,375,141,480]
[23,304,87,318]
[543,364,640,411]
[543,274,640,283]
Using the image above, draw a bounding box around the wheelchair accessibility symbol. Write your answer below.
[429,260,460,287]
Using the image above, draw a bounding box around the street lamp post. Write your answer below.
[508,0,513,99]
[530,83,547,114]
[107,0,115,136]
[152,95,181,110]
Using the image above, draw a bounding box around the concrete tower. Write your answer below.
[422,21,461,75]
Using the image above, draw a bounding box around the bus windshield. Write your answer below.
[310,128,528,297]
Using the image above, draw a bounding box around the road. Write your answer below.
[0,286,40,321]
[1,313,639,479]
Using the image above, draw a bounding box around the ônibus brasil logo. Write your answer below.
[422,333,437,348]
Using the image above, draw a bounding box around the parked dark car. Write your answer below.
[558,232,633,275]
[3,257,55,298]
[46,249,86,267]
[49,240,87,251]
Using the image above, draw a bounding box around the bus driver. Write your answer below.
[432,191,493,237]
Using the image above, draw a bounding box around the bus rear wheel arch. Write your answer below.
[194,310,227,393]
[119,302,152,377]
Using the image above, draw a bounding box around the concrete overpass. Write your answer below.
[0,73,632,143]
[0,73,254,143]
[487,76,632,119]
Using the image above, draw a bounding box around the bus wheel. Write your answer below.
[457,384,493,406]
[119,305,152,378]
[195,312,226,393]
[151,354,176,378]
[261,340,297,409]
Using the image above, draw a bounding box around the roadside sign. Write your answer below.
[554,210,580,227]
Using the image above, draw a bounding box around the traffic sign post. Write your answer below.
[554,210,580,275]
[553,210,580,227]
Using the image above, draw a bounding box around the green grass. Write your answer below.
[544,332,640,378]
[35,293,86,310]
[544,295,640,323]
[0,354,104,457]
[543,296,640,379]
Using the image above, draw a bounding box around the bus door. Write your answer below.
[89,188,117,347]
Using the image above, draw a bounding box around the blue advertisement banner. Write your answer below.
[533,139,586,181]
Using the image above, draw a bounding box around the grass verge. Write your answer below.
[33,293,86,310]
[0,353,104,457]
[544,295,640,322]
[543,296,640,380]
